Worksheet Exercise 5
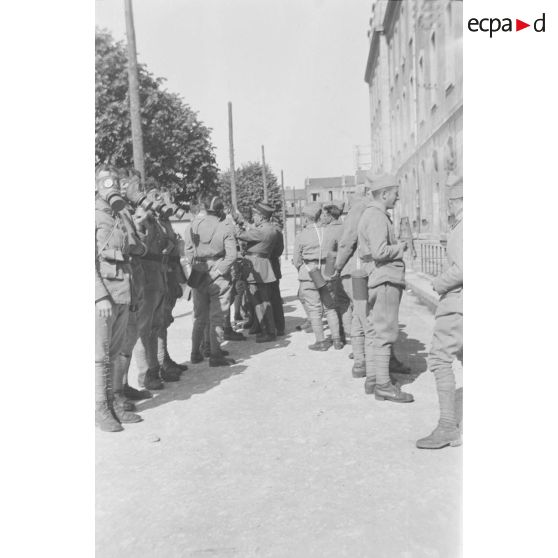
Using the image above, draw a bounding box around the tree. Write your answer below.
[218,162,283,228]
[95,28,219,202]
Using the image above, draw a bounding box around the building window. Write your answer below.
[329,191,333,201]
[445,1,455,90]
[312,193,318,202]
[418,53,425,122]
[429,32,438,108]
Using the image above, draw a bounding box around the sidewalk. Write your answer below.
[97,265,461,558]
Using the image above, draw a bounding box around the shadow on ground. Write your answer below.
[391,323,429,386]
[137,325,294,413]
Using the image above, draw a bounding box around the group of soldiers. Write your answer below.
[292,171,463,449]
[95,164,285,433]
[96,164,463,450]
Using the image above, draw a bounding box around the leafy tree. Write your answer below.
[95,28,219,202]
[219,162,284,228]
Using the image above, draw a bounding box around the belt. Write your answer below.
[141,253,171,265]
[194,255,224,262]
[303,259,321,264]
[246,252,270,259]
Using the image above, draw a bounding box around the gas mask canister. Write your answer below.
[122,176,153,212]
[148,189,174,218]
[96,170,126,212]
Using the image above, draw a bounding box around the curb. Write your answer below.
[405,271,439,313]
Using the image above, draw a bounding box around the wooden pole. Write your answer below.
[124,0,145,184]
[228,102,237,211]
[292,186,297,235]
[261,145,268,202]
[281,170,288,259]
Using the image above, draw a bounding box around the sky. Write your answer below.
[95,0,372,190]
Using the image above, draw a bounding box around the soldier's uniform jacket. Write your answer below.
[158,217,187,292]
[184,213,236,277]
[121,207,145,310]
[237,222,278,283]
[95,197,132,305]
[335,195,367,276]
[323,219,344,257]
[270,223,285,280]
[137,216,167,292]
[292,223,327,281]
[432,217,463,315]
[357,201,406,289]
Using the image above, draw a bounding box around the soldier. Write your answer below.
[416,174,463,449]
[335,179,411,379]
[293,203,342,351]
[357,174,414,403]
[155,187,189,377]
[236,201,280,343]
[95,166,143,432]
[269,220,286,336]
[321,201,350,344]
[184,195,237,366]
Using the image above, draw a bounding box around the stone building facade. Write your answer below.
[365,0,462,255]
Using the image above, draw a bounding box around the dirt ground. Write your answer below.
[96,265,462,558]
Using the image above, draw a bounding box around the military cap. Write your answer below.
[253,200,275,218]
[365,173,399,193]
[302,202,322,220]
[446,173,463,199]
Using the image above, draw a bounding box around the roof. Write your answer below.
[305,175,356,190]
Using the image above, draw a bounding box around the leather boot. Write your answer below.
[113,391,136,412]
[112,396,143,423]
[332,338,344,350]
[248,323,262,335]
[416,425,462,449]
[375,382,414,403]
[256,328,276,343]
[352,361,366,378]
[308,339,332,351]
[160,367,180,382]
[95,401,123,432]
[123,383,152,400]
[295,319,311,331]
[143,369,164,390]
[224,327,246,341]
[190,352,204,364]
[209,355,236,367]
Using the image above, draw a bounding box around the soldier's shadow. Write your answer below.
[135,363,248,412]
[390,324,429,386]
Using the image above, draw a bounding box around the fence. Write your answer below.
[405,240,447,277]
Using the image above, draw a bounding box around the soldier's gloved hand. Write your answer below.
[330,268,341,280]
[96,298,112,319]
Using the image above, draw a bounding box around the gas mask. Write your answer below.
[95,170,126,212]
[121,176,153,212]
[147,189,174,218]
[158,189,190,219]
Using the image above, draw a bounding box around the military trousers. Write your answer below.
[247,282,276,335]
[332,275,353,340]
[121,287,165,386]
[428,300,463,428]
[299,280,340,342]
[192,275,232,357]
[269,280,285,333]
[95,302,129,403]
[364,282,403,349]
[157,277,182,368]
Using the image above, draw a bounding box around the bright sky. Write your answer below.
[95,0,372,190]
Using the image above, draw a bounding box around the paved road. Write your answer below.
[97,265,462,558]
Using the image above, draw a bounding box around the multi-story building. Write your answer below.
[365,0,462,273]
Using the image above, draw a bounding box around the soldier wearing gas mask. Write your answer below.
[153,186,189,376]
[95,165,143,432]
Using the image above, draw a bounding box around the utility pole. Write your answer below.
[281,170,288,259]
[228,102,237,211]
[292,186,297,235]
[261,145,268,202]
[124,0,145,184]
